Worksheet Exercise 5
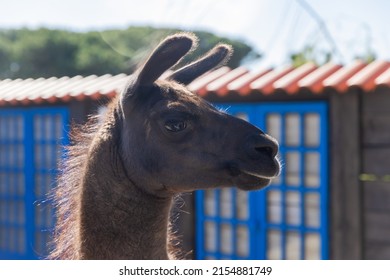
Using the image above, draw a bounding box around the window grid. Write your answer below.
[0,108,68,259]
[196,103,328,260]
[196,188,254,260]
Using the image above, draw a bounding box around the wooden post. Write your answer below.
[361,87,390,259]
[329,89,363,259]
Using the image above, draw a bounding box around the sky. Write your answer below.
[0,0,389,68]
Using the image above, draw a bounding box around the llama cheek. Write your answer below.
[141,156,162,174]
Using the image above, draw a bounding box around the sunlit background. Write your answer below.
[0,0,389,260]
[1,0,389,66]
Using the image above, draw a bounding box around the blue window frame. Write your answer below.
[196,102,328,260]
[0,108,69,259]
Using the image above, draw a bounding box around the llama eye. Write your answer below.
[164,120,187,132]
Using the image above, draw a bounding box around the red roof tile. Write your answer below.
[206,67,248,96]
[187,66,230,96]
[250,66,294,94]
[323,61,367,92]
[273,63,317,94]
[1,61,390,105]
[376,67,390,86]
[298,62,342,93]
[227,68,271,95]
[347,60,390,91]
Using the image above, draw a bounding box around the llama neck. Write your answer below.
[78,131,173,260]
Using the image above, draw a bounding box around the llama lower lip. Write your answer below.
[227,158,280,180]
[235,176,271,191]
[240,169,275,180]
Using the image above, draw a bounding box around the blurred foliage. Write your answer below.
[290,44,376,67]
[290,45,331,67]
[0,27,258,79]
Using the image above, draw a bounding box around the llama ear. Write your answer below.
[121,33,197,104]
[136,33,197,86]
[167,44,233,85]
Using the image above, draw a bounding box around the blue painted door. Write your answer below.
[196,102,328,260]
[0,108,69,259]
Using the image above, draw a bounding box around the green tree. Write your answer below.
[290,44,376,67]
[0,27,259,79]
[290,45,331,67]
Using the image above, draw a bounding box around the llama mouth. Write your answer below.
[226,161,279,180]
[226,162,278,191]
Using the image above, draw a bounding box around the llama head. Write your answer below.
[118,33,280,196]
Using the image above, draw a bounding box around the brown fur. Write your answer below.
[49,34,280,260]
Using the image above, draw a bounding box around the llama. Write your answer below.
[50,33,280,260]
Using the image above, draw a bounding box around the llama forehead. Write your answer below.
[157,79,195,97]
[154,80,211,113]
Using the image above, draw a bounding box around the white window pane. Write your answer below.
[286,152,300,186]
[7,117,14,139]
[220,188,233,218]
[0,227,7,249]
[17,200,25,225]
[9,227,15,252]
[34,116,41,140]
[236,190,249,220]
[98,106,108,122]
[34,145,41,168]
[0,146,4,167]
[285,114,300,146]
[305,193,320,228]
[9,175,15,195]
[267,190,282,223]
[235,112,249,121]
[0,200,7,222]
[45,174,52,195]
[17,228,26,254]
[205,221,217,252]
[267,230,282,260]
[9,201,16,223]
[305,114,320,146]
[271,172,282,185]
[16,116,23,140]
[45,115,52,140]
[0,118,5,139]
[305,233,321,259]
[8,117,14,139]
[35,174,42,197]
[305,152,320,187]
[220,223,233,255]
[55,114,63,139]
[17,144,24,168]
[17,173,25,196]
[45,144,52,168]
[286,231,300,259]
[0,173,5,194]
[286,192,301,225]
[9,144,15,166]
[266,114,281,143]
[236,225,249,257]
[204,189,216,216]
[35,204,43,227]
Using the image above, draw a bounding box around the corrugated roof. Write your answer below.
[0,60,389,105]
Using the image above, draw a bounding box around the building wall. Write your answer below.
[1,88,389,260]
[361,87,390,259]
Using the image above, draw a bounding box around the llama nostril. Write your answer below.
[255,146,274,157]
[247,134,278,159]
